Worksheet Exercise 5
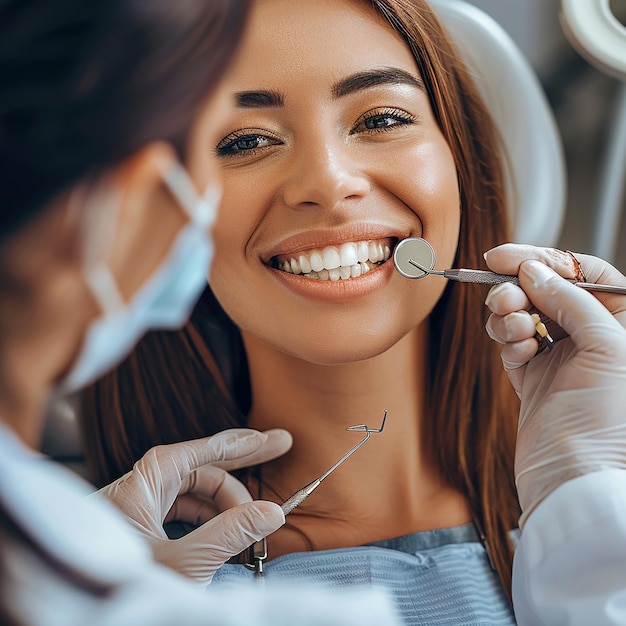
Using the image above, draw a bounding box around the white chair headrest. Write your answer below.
[431,0,567,246]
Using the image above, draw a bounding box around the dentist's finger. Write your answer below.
[500,339,537,394]
[484,244,584,280]
[129,430,270,518]
[185,500,285,556]
[135,429,271,488]
[486,310,537,344]
[518,260,626,356]
[167,464,254,524]
[500,337,539,371]
[484,281,531,315]
[165,493,220,526]
[188,463,253,510]
[157,501,285,586]
[210,428,293,472]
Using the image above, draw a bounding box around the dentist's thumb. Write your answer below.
[156,500,285,586]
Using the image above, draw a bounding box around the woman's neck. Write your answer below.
[242,323,472,557]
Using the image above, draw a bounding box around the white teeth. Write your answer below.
[299,254,311,274]
[357,241,369,263]
[339,242,358,267]
[328,267,341,281]
[310,251,324,272]
[286,259,375,281]
[368,241,385,263]
[274,239,392,281]
[368,241,377,262]
[322,247,341,271]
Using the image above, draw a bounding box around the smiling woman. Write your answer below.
[81,1,520,623]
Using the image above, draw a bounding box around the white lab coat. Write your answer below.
[0,423,399,626]
[513,469,626,625]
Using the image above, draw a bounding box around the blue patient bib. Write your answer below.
[212,523,516,625]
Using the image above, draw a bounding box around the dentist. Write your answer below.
[0,1,398,624]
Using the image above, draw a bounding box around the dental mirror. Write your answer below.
[393,237,436,279]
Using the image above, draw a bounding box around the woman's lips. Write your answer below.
[269,237,396,282]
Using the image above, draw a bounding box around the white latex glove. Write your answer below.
[92,428,292,586]
[483,243,626,527]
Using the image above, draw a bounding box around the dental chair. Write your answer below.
[560,0,626,262]
[432,0,567,247]
[41,0,568,479]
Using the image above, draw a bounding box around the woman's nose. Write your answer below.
[282,141,371,210]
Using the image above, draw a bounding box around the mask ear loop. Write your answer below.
[160,161,221,230]
[69,180,125,315]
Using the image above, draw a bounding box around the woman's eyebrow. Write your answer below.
[234,90,284,108]
[232,68,422,108]
[332,68,424,98]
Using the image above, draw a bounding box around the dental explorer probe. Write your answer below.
[243,411,388,582]
[393,237,626,295]
[280,410,387,515]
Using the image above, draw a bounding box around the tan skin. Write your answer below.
[210,0,471,558]
[0,85,231,449]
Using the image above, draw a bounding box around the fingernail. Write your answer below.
[485,322,505,344]
[235,431,268,455]
[230,430,268,448]
[484,282,508,308]
[483,251,489,262]
[520,260,556,286]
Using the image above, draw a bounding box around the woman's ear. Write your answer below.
[105,142,188,302]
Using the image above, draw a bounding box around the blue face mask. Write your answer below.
[57,163,220,394]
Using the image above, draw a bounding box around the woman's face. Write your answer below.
[210,0,460,364]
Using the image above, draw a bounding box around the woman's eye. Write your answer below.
[216,130,281,157]
[352,108,416,134]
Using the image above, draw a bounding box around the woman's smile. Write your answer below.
[271,238,392,281]
[265,235,398,303]
[261,225,405,301]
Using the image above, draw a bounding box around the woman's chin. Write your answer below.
[276,327,417,367]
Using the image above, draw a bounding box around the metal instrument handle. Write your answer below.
[444,269,520,285]
[445,269,626,295]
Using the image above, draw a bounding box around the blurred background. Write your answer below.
[468,0,626,270]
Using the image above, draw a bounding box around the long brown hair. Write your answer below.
[82,0,520,597]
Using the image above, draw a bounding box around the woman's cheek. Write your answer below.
[396,157,460,266]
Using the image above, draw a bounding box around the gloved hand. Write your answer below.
[92,428,292,585]
[483,243,626,527]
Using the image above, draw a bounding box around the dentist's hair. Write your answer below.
[0,0,250,240]
[0,0,250,621]
[82,0,519,599]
